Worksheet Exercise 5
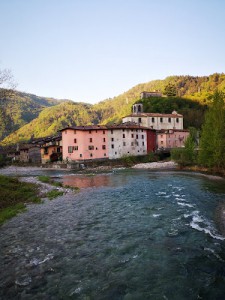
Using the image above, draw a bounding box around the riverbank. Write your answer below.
[132,161,178,169]
[0,171,77,225]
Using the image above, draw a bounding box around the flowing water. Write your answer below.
[1,169,225,299]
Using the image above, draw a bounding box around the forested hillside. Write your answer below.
[1,73,225,145]
[0,91,61,141]
[1,101,98,145]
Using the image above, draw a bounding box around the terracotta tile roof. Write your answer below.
[124,112,183,118]
[60,123,155,132]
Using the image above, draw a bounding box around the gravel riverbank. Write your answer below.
[132,161,178,169]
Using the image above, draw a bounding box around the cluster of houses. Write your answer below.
[1,94,189,165]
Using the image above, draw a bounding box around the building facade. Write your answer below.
[156,129,189,149]
[123,104,184,130]
[40,135,62,163]
[61,124,156,161]
[140,91,162,98]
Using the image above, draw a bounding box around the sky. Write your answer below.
[0,0,225,104]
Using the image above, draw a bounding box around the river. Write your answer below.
[1,168,225,299]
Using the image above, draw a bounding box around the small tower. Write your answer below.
[132,103,143,114]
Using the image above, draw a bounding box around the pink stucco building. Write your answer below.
[156,129,189,149]
[61,126,108,161]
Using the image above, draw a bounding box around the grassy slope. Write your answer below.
[0,175,41,225]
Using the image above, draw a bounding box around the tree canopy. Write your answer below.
[198,91,225,169]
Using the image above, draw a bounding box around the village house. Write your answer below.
[40,134,62,163]
[123,104,184,131]
[107,123,156,159]
[156,129,189,150]
[122,103,189,151]
[60,124,156,162]
[5,143,41,163]
[140,91,162,98]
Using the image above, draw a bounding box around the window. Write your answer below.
[103,130,105,134]
[136,134,138,139]
[123,129,125,132]
[102,145,106,150]
[68,146,73,153]
[80,154,82,157]
[89,138,92,142]
[74,146,78,151]
[168,118,171,123]
[103,138,106,142]
[142,135,144,139]
[141,129,143,132]
[131,142,134,146]
[74,138,77,143]
[74,130,76,134]
[90,153,93,157]
[89,130,92,134]
[138,118,142,123]
[131,134,134,138]
[111,138,114,142]
[57,147,61,153]
[111,130,113,134]
[160,117,163,123]
[104,153,106,156]
[123,142,126,146]
[88,145,94,150]
[123,134,125,138]
[136,142,139,146]
[111,144,114,149]
[152,117,155,123]
[176,118,179,123]
[142,142,145,146]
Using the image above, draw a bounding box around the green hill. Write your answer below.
[1,101,98,145]
[1,73,225,145]
[0,91,61,141]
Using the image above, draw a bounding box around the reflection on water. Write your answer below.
[62,173,127,189]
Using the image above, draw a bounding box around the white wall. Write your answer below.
[108,128,147,159]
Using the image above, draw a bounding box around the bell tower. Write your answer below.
[132,103,143,114]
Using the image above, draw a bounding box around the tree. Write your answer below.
[164,83,177,97]
[171,133,196,166]
[0,68,16,99]
[198,91,225,169]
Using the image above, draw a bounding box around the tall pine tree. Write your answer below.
[198,91,225,169]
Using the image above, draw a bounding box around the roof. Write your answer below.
[107,122,155,131]
[123,112,183,118]
[60,125,108,132]
[60,123,155,132]
[32,133,62,144]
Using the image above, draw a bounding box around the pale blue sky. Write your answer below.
[0,0,225,103]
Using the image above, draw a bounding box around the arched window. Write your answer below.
[138,105,142,112]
